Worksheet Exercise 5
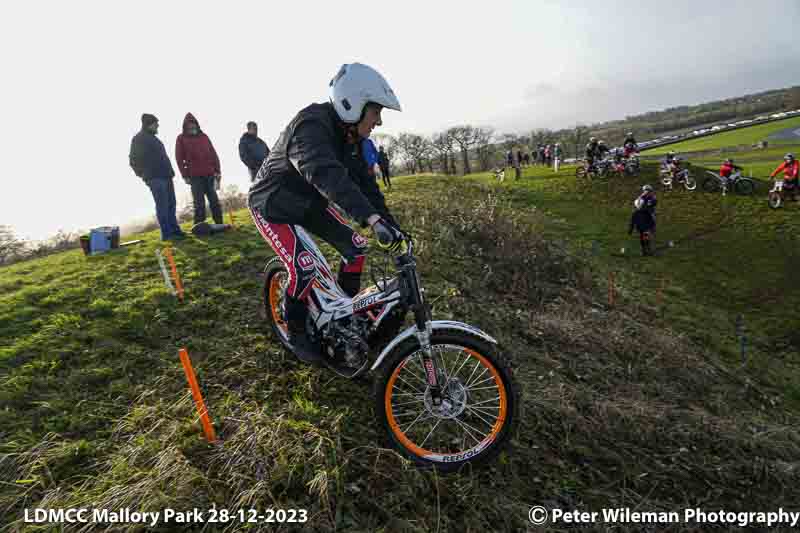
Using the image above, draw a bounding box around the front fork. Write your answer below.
[411,283,445,406]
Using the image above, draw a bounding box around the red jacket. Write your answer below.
[771,159,799,180]
[719,162,739,177]
[175,113,220,179]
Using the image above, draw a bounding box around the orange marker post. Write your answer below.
[179,348,217,443]
[163,247,184,301]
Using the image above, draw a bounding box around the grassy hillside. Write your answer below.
[645,116,800,155]
[2,162,800,531]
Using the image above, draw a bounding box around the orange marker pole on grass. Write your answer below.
[179,348,217,443]
[163,247,184,301]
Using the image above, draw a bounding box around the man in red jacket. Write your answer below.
[770,153,799,201]
[175,113,224,225]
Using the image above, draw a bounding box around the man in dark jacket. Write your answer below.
[175,113,224,225]
[129,114,185,241]
[248,62,404,364]
[378,145,391,189]
[239,121,270,181]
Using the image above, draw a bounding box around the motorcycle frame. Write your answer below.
[289,228,499,399]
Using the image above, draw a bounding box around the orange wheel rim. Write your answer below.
[269,273,288,338]
[384,348,508,461]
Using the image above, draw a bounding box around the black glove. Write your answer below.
[371,218,404,252]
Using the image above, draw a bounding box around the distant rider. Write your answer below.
[719,158,743,185]
[623,131,639,157]
[769,153,799,202]
[585,137,599,171]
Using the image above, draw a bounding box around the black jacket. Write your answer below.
[378,150,390,171]
[248,102,395,227]
[129,129,175,181]
[629,209,655,233]
[239,133,270,172]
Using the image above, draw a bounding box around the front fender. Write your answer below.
[370,320,498,371]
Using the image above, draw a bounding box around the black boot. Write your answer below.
[337,271,362,299]
[285,297,323,364]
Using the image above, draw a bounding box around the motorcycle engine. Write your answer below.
[324,317,370,368]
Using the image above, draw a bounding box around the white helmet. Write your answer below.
[642,184,653,193]
[329,63,402,123]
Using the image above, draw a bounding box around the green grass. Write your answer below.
[646,115,800,154]
[2,160,800,531]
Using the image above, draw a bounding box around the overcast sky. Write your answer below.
[2,0,799,241]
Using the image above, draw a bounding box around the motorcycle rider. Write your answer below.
[585,137,599,171]
[719,158,743,185]
[247,63,404,363]
[623,131,638,157]
[769,153,799,202]
[597,140,610,160]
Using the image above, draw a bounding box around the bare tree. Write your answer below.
[431,131,456,174]
[500,133,520,151]
[448,125,479,175]
[395,133,430,174]
[565,125,589,160]
[475,127,497,171]
[0,225,26,264]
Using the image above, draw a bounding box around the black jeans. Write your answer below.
[190,176,223,225]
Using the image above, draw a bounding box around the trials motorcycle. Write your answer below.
[262,229,518,472]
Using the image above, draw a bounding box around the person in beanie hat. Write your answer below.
[239,121,270,181]
[129,113,185,240]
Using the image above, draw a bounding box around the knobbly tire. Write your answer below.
[683,174,697,190]
[373,330,519,473]
[735,179,755,195]
[768,192,782,209]
[263,256,292,350]
[702,176,721,193]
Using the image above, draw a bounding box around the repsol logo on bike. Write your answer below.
[354,293,380,311]
[297,251,315,271]
[352,232,368,249]
[440,439,492,463]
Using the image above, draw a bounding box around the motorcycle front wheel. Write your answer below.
[374,329,519,473]
[768,191,783,209]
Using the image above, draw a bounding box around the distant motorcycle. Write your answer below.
[661,168,697,191]
[767,179,796,208]
[702,170,755,196]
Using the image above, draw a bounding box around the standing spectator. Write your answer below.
[553,143,563,171]
[129,114,185,241]
[378,145,392,190]
[629,185,657,256]
[239,121,270,181]
[523,152,530,166]
[175,113,224,225]
[544,144,552,166]
[506,150,513,168]
[361,136,382,179]
[515,148,523,168]
[538,144,546,165]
